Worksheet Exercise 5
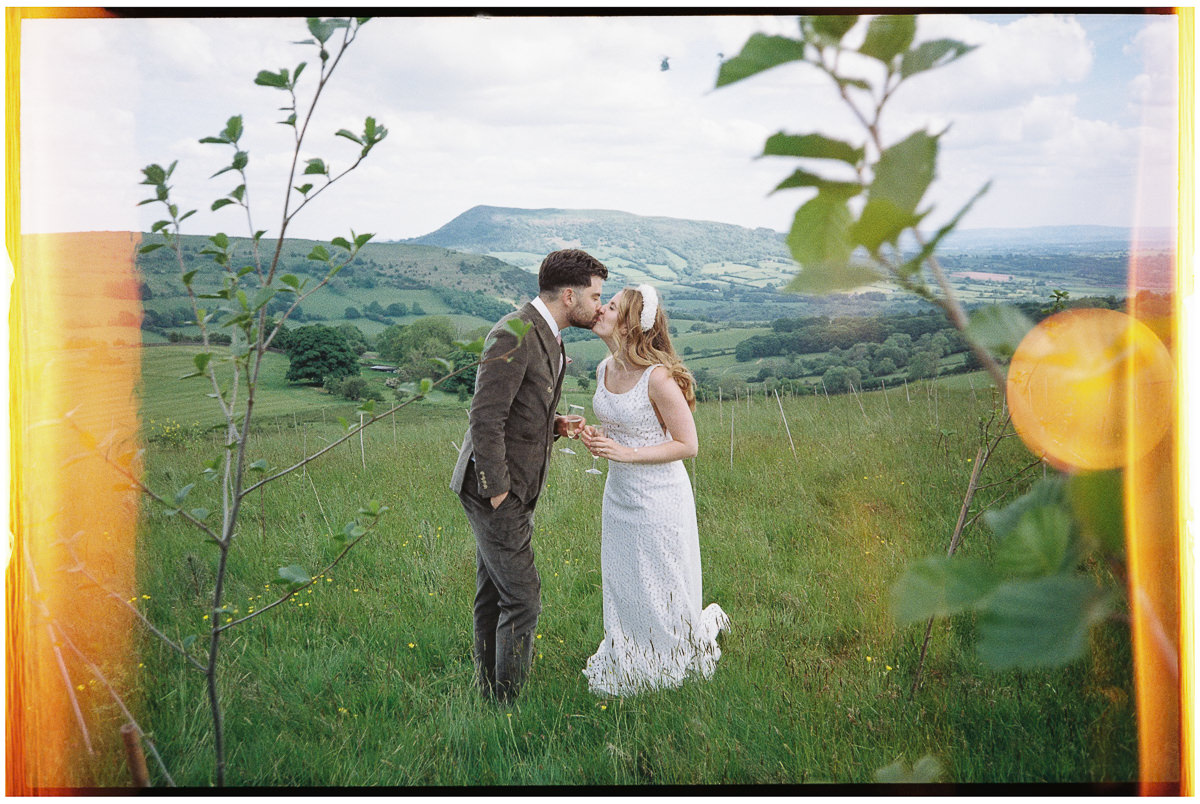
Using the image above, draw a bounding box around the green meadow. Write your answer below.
[89,345,1136,787]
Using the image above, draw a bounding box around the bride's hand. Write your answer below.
[582,431,630,462]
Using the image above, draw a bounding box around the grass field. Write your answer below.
[66,343,1140,789]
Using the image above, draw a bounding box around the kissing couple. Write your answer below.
[451,249,729,704]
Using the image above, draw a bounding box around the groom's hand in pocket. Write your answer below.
[490,491,509,510]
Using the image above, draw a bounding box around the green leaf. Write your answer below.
[1066,470,1125,556]
[307,17,336,43]
[344,521,367,540]
[190,507,211,521]
[859,14,916,65]
[762,132,864,166]
[331,236,352,251]
[141,164,167,184]
[771,168,862,196]
[211,199,235,211]
[782,192,884,294]
[278,564,310,587]
[849,199,925,254]
[193,352,213,374]
[223,115,243,143]
[173,483,195,506]
[248,459,268,472]
[976,575,1112,670]
[254,69,289,88]
[965,304,1034,361]
[138,243,165,254]
[252,288,275,312]
[304,158,327,176]
[900,38,976,80]
[280,274,302,290]
[182,634,198,650]
[714,33,806,88]
[294,183,313,195]
[891,555,1000,625]
[308,245,331,262]
[454,337,486,355]
[431,357,453,372]
[504,319,532,341]
[210,232,230,249]
[335,128,363,144]
[358,399,376,415]
[354,232,374,249]
[871,130,939,214]
[995,504,1074,579]
[806,15,859,45]
[358,500,387,517]
[419,378,434,395]
[984,476,1066,539]
[875,754,945,784]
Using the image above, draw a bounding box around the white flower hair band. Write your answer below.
[636,284,659,331]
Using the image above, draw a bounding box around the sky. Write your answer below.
[17,11,1181,242]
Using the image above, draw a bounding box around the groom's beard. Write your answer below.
[566,305,598,330]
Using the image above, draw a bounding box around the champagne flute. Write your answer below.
[559,404,586,454]
[586,425,605,475]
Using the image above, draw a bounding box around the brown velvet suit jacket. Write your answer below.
[450,302,565,504]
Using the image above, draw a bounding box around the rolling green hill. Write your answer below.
[403,204,797,291]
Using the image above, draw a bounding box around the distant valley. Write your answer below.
[135,205,1173,335]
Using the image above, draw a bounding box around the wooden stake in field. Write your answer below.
[392,410,397,444]
[774,389,797,460]
[719,387,723,426]
[881,379,892,417]
[850,381,868,422]
[904,378,911,403]
[359,412,366,469]
[729,402,735,470]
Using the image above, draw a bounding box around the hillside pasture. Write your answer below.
[103,363,1139,787]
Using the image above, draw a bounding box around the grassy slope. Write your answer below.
[106,356,1136,787]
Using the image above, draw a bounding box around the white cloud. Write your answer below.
[16,12,1180,239]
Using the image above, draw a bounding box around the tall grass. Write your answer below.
[109,376,1135,787]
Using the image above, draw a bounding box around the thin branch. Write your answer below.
[240,347,514,498]
[50,621,177,786]
[69,560,206,673]
[61,417,224,547]
[216,514,382,632]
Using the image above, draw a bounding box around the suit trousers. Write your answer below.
[458,470,542,704]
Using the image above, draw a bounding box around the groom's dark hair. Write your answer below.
[538,249,608,295]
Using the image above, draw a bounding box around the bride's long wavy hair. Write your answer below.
[612,287,696,411]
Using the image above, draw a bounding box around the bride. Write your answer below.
[579,284,729,696]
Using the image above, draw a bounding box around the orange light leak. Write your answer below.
[1006,7,1191,788]
[6,7,139,796]
[1007,305,1181,794]
[8,233,144,794]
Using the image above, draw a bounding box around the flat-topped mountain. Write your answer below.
[403,205,798,290]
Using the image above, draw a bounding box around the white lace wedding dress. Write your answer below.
[583,358,730,696]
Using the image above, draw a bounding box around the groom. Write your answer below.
[451,249,607,703]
